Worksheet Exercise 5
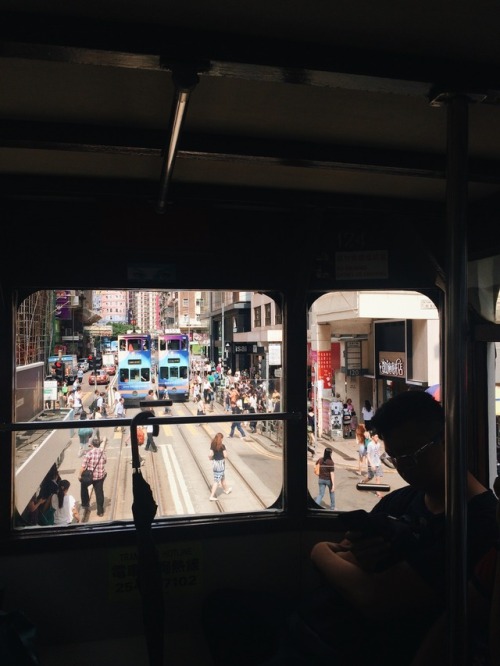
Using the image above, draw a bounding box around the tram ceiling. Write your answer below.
[1,4,500,226]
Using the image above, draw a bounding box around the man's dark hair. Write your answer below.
[370,390,444,441]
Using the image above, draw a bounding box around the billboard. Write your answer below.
[54,290,71,319]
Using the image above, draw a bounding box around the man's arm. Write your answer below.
[311,536,439,619]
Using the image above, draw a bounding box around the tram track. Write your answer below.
[78,399,277,522]
[108,416,169,522]
[174,401,269,512]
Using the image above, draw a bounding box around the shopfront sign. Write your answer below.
[378,351,406,378]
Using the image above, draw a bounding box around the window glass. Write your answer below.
[307,290,440,511]
[14,290,284,529]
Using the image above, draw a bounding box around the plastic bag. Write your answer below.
[137,427,145,446]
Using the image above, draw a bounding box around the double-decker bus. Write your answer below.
[157,332,190,402]
[117,333,153,405]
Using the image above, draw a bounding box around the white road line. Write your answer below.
[162,443,196,514]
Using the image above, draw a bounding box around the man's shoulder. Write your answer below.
[371,485,419,514]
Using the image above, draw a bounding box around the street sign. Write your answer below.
[44,379,58,402]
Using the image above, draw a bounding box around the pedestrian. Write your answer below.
[19,493,46,527]
[144,423,158,452]
[248,390,258,433]
[307,407,316,456]
[112,386,122,407]
[229,398,246,438]
[24,465,59,525]
[142,388,156,414]
[208,384,215,412]
[307,407,315,434]
[361,399,375,431]
[314,447,335,510]
[272,388,281,412]
[97,391,107,417]
[60,381,68,406]
[195,394,205,425]
[158,384,171,413]
[224,386,231,412]
[73,385,83,416]
[361,431,383,496]
[342,402,352,438]
[208,432,232,501]
[114,396,126,433]
[79,437,107,517]
[89,389,100,418]
[203,377,213,407]
[51,479,80,525]
[39,463,60,499]
[229,385,239,410]
[77,412,94,457]
[355,423,368,475]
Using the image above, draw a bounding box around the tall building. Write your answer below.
[93,290,128,324]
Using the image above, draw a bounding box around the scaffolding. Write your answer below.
[16,290,54,367]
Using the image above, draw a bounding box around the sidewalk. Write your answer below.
[250,423,404,485]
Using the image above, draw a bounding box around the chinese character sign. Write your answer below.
[317,350,332,390]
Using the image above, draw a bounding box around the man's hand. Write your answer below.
[341,531,394,571]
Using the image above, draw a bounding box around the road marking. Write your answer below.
[162,444,195,514]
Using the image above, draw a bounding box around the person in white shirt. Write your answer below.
[114,397,126,433]
[361,399,376,431]
[112,386,122,406]
[51,479,79,525]
[73,387,83,416]
[362,432,383,497]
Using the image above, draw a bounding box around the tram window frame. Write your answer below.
[9,288,292,541]
[11,283,499,545]
[306,290,442,510]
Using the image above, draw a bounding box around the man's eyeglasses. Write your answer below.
[385,433,443,468]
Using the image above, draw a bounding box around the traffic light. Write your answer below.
[53,360,65,384]
[88,354,96,372]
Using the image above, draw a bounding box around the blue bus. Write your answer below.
[117,333,153,405]
[157,332,190,402]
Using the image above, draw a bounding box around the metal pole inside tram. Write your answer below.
[443,92,470,666]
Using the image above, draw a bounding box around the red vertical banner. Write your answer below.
[317,350,332,390]
[331,342,341,372]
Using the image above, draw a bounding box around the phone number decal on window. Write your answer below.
[108,542,203,600]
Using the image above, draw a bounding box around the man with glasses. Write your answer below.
[278,391,499,666]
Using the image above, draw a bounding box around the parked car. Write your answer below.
[104,364,116,376]
[77,358,89,372]
[88,369,110,385]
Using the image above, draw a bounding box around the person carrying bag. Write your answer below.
[78,438,107,517]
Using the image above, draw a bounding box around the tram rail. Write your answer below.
[67,397,288,523]
[174,401,269,512]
